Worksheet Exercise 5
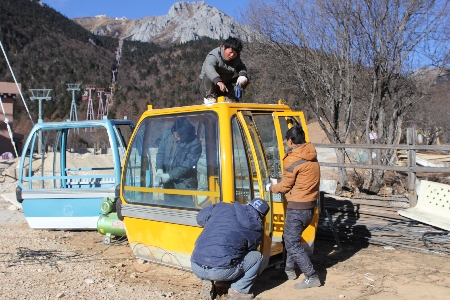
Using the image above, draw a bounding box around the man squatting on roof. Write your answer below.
[199,36,248,104]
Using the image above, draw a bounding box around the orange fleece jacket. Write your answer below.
[270,142,320,209]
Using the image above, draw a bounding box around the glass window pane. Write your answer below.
[253,114,284,202]
[22,130,60,189]
[65,128,116,188]
[252,114,282,178]
[242,115,269,199]
[113,123,134,165]
[123,112,219,209]
[231,117,252,204]
[278,116,301,154]
[22,127,115,189]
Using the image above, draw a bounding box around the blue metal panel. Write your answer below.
[22,197,104,217]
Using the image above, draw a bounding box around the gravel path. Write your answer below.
[0,197,203,300]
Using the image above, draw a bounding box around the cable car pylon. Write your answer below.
[67,83,81,122]
[84,84,96,121]
[97,88,105,120]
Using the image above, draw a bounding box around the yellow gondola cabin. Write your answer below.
[118,98,319,272]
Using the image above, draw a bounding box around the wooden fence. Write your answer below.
[314,130,450,207]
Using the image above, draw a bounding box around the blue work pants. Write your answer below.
[191,250,262,294]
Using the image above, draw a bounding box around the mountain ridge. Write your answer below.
[72,1,249,45]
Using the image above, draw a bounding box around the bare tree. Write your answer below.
[242,0,450,193]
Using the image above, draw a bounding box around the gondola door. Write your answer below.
[236,111,273,272]
[272,111,319,255]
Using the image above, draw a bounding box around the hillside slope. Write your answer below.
[0,0,246,136]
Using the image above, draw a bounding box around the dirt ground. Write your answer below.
[1,196,449,300]
[1,122,449,299]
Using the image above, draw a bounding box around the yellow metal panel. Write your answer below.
[272,202,286,238]
[125,216,202,269]
[301,207,319,255]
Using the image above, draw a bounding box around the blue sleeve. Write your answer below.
[196,204,216,227]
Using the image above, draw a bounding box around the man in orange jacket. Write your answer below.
[266,125,321,289]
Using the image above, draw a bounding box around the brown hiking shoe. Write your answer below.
[293,274,321,289]
[227,288,254,299]
[200,280,215,300]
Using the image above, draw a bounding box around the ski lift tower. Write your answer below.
[29,89,52,154]
[104,92,111,117]
[84,85,96,121]
[97,88,105,120]
[67,83,81,122]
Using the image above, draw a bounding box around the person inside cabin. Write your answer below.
[191,198,270,300]
[265,125,321,290]
[199,36,249,104]
[155,117,202,207]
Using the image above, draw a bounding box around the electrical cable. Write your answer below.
[0,40,34,125]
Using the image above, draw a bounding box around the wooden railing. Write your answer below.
[314,135,450,207]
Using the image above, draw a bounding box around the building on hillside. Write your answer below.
[0,82,24,158]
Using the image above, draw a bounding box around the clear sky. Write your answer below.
[40,0,249,20]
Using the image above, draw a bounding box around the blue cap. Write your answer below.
[249,198,270,216]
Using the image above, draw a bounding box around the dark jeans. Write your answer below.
[284,208,315,276]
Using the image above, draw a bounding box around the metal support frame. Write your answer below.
[104,92,111,117]
[29,89,52,154]
[67,83,81,122]
[97,88,105,120]
[84,85,95,121]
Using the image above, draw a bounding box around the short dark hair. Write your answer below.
[285,126,306,145]
[223,37,243,53]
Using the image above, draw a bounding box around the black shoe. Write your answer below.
[293,274,321,289]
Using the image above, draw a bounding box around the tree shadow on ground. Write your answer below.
[251,195,371,297]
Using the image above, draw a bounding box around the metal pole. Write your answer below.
[38,99,43,154]
[70,89,78,121]
[407,128,417,207]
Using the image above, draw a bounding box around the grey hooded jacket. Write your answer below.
[199,46,247,85]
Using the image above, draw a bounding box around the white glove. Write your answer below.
[236,76,248,87]
[265,183,272,192]
[161,173,170,183]
[156,169,164,177]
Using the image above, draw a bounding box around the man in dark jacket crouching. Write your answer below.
[191,198,270,300]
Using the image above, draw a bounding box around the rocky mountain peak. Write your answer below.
[72,1,249,45]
